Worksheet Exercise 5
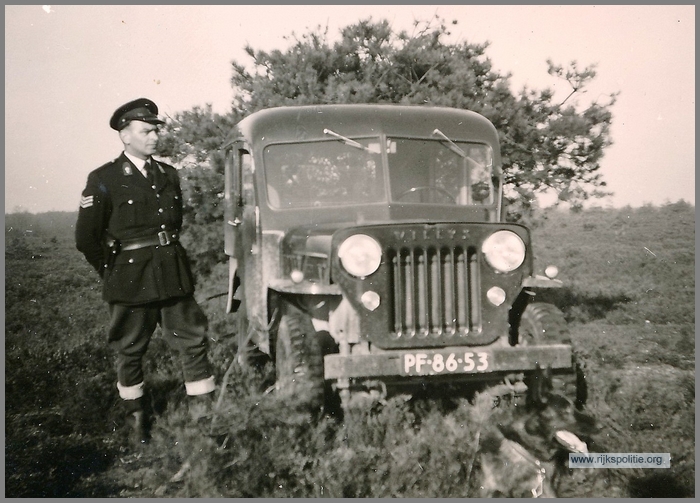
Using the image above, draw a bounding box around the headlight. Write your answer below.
[338,234,382,278]
[482,230,526,272]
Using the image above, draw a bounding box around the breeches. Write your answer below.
[108,295,211,390]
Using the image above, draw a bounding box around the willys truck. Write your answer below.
[222,105,586,411]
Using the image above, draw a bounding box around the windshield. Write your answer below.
[263,137,496,209]
[387,138,495,205]
[264,138,386,209]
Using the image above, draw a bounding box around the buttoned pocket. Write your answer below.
[114,192,147,228]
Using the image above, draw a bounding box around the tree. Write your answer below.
[231,17,616,219]
[160,16,617,275]
[157,105,239,277]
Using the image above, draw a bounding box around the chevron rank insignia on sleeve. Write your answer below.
[80,195,94,208]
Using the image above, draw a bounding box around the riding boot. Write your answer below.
[124,397,148,448]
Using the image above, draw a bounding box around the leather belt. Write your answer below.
[120,230,179,251]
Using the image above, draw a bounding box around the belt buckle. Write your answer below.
[158,230,170,246]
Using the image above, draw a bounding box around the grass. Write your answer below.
[4,202,695,497]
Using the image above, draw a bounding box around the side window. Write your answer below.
[231,148,253,207]
[240,150,254,205]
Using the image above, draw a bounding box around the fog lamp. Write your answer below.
[290,269,304,283]
[486,286,506,306]
[361,291,381,311]
[545,265,559,279]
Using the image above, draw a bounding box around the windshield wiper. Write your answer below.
[323,128,372,152]
[432,128,467,158]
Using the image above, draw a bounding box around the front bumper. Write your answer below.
[324,344,573,380]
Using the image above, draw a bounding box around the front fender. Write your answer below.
[522,275,563,289]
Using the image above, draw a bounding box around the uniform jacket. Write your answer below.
[75,152,195,304]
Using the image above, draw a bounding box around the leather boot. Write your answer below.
[123,397,148,448]
[126,410,148,448]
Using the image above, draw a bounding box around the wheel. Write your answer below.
[518,302,588,409]
[274,301,325,412]
[397,186,455,204]
[518,302,570,346]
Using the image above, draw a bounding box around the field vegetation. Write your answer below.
[5,202,695,497]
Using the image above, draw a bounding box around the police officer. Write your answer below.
[76,98,215,447]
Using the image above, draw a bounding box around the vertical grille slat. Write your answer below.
[468,250,482,332]
[416,251,428,336]
[455,249,468,330]
[390,244,480,340]
[443,249,455,335]
[392,254,402,334]
[405,250,415,335]
[430,249,443,335]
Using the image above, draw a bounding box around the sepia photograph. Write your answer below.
[5,4,694,498]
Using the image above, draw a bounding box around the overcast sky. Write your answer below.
[4,4,695,213]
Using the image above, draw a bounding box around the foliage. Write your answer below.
[159,16,617,275]
[156,105,237,277]
[5,204,694,497]
[231,17,616,215]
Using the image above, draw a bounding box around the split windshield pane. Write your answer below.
[263,139,385,208]
[263,137,495,209]
[387,138,495,205]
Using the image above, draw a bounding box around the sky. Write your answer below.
[4,4,695,213]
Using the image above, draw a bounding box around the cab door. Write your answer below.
[225,144,259,313]
[225,144,268,351]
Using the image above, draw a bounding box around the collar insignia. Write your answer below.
[122,162,133,176]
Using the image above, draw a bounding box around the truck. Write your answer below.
[222,104,586,411]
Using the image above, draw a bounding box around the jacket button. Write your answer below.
[128,258,134,264]
[128,199,134,204]
[161,224,166,229]
[158,208,164,213]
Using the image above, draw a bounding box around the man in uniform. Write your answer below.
[75,98,215,447]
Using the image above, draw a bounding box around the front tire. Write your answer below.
[518,302,588,409]
[274,301,325,413]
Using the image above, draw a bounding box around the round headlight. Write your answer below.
[482,230,526,272]
[338,234,382,278]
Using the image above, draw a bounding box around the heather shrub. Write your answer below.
[5,204,694,497]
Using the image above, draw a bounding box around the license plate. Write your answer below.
[403,351,490,375]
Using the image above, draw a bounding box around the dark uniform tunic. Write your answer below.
[76,152,194,303]
[76,153,212,394]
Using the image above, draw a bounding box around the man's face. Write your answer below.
[120,121,159,159]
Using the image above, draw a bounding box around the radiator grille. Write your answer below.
[389,246,481,339]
